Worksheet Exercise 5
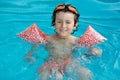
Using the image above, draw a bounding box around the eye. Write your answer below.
[57,21,62,23]
[66,21,70,24]
[58,21,62,23]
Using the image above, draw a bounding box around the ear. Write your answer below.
[74,22,78,29]
[75,22,78,27]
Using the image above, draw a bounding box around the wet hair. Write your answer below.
[52,4,80,27]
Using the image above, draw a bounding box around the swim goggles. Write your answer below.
[55,4,78,14]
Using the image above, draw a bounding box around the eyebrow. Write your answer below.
[56,19,71,21]
[56,18,63,20]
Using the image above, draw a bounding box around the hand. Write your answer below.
[24,56,36,63]
[90,48,102,56]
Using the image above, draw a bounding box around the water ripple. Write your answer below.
[96,0,120,3]
[0,0,68,9]
[81,17,120,20]
[0,19,50,23]
[0,10,51,15]
[0,1,30,9]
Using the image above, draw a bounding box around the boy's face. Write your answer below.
[55,11,77,38]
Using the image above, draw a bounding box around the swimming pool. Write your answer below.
[0,0,120,80]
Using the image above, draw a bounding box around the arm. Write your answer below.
[86,47,102,57]
[90,48,102,56]
[26,43,39,56]
[25,43,39,63]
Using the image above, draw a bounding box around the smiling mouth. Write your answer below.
[60,29,67,32]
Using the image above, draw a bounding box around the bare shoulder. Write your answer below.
[71,35,79,39]
[46,35,55,42]
[71,35,79,41]
[68,35,79,45]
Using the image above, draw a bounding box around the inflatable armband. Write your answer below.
[78,25,107,47]
[17,23,48,44]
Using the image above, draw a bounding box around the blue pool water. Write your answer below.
[0,0,120,80]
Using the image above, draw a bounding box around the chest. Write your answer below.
[47,39,76,53]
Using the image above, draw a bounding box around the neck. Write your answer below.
[56,34,71,40]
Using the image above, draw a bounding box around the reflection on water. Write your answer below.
[0,0,120,80]
[97,0,120,3]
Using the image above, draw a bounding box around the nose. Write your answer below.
[61,22,66,28]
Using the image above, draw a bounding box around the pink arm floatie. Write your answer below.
[78,25,107,47]
[17,23,48,44]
